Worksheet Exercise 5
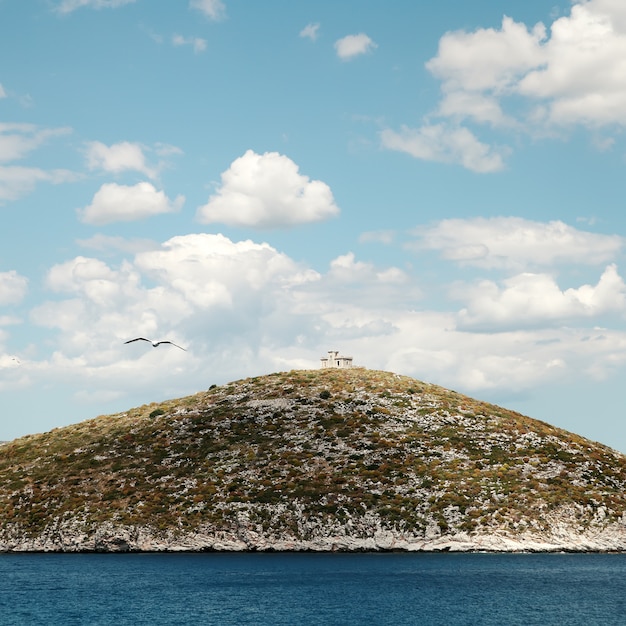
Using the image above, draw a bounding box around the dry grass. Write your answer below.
[1,367,625,539]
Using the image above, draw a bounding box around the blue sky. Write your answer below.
[3,0,626,453]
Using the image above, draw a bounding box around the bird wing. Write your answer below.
[158,341,187,351]
[124,337,151,344]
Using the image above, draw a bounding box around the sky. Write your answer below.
[3,1,626,452]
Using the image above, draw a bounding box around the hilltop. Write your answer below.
[1,368,626,552]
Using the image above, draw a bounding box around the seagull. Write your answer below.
[124,338,187,351]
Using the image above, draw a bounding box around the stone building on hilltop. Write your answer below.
[320,350,353,369]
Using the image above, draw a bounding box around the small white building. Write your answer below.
[320,350,353,369]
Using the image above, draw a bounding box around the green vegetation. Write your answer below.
[1,367,625,544]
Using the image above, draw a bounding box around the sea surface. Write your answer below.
[0,552,625,625]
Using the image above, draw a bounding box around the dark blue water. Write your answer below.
[0,552,624,625]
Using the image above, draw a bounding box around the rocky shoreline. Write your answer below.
[3,511,626,553]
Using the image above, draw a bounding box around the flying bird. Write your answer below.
[124,338,187,351]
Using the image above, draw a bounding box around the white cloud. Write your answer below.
[32,233,319,370]
[0,123,72,163]
[293,252,417,314]
[380,124,507,173]
[411,217,623,269]
[328,253,408,285]
[196,149,339,228]
[436,91,515,128]
[189,0,226,20]
[0,166,77,203]
[78,182,184,225]
[85,141,157,178]
[24,234,415,403]
[318,307,591,394]
[0,271,28,305]
[55,0,136,14]
[46,256,121,295]
[300,23,320,41]
[517,1,626,126]
[454,264,626,329]
[172,34,207,53]
[334,33,377,60]
[0,84,6,99]
[426,16,546,95]
[426,2,626,131]
[134,234,319,308]
[19,226,626,424]
[384,2,626,172]
[369,311,568,393]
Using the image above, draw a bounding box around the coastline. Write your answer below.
[3,520,626,553]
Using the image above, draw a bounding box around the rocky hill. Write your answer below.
[2,368,626,553]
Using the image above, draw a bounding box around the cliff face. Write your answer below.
[2,368,626,552]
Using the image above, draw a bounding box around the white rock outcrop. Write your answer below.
[2,506,626,553]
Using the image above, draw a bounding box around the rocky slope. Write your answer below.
[2,368,626,552]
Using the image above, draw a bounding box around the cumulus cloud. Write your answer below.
[516,1,626,126]
[40,234,317,337]
[435,91,516,128]
[78,182,184,225]
[189,0,225,20]
[26,233,421,407]
[300,23,320,41]
[426,16,546,97]
[454,264,626,329]
[32,233,319,370]
[172,34,207,53]
[46,256,122,294]
[384,2,626,172]
[134,234,319,308]
[85,141,158,178]
[55,0,136,13]
[428,3,626,130]
[196,150,339,228]
[334,33,377,60]
[411,217,623,269]
[380,124,507,173]
[18,224,626,431]
[0,271,28,305]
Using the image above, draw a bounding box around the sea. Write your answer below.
[0,552,624,625]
